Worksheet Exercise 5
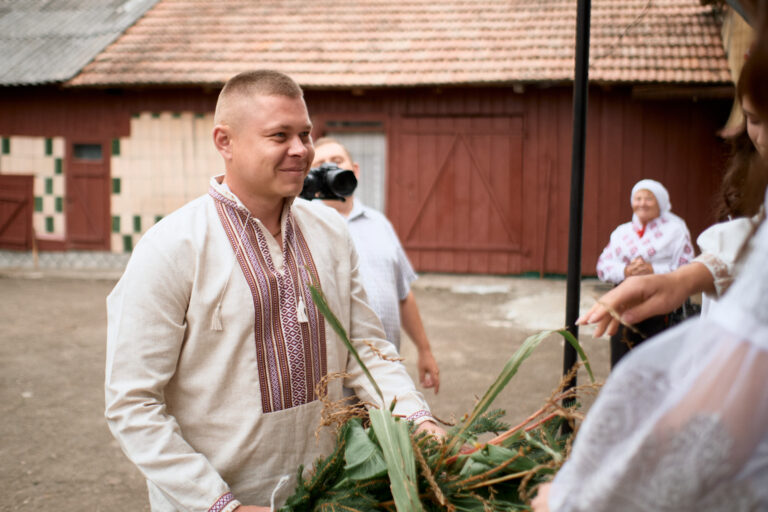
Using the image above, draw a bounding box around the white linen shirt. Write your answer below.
[105,177,431,511]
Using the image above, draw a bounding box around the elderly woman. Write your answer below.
[596,179,694,366]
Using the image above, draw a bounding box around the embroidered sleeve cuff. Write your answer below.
[209,492,240,512]
[694,252,732,297]
[405,409,435,425]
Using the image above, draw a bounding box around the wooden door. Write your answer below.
[0,174,34,250]
[65,141,111,250]
[389,116,525,274]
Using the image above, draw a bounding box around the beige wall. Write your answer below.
[0,135,66,238]
[1,113,223,253]
[110,111,221,252]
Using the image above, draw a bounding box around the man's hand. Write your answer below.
[234,506,271,511]
[415,419,446,439]
[578,262,714,337]
[531,482,552,512]
[418,348,440,394]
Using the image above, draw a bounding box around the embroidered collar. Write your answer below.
[209,175,295,231]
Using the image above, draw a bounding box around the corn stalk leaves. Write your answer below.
[443,329,593,459]
[557,328,595,383]
[369,408,423,512]
[343,418,387,480]
[458,443,526,480]
[308,283,384,402]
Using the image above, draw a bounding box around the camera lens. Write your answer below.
[327,170,357,197]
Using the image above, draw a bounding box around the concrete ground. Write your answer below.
[0,270,612,511]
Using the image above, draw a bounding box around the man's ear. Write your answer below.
[213,125,233,160]
[352,161,360,179]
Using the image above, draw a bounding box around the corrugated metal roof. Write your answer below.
[67,0,731,88]
[0,0,160,86]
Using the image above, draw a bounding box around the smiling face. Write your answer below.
[743,95,767,161]
[214,93,314,211]
[632,188,660,225]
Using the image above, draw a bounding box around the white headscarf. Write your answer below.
[631,179,671,215]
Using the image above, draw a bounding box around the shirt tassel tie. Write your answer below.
[211,300,224,331]
[297,295,309,323]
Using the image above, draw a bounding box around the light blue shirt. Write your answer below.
[345,200,417,351]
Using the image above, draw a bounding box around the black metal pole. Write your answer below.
[564,0,591,398]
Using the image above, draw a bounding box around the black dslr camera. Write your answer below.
[299,162,357,201]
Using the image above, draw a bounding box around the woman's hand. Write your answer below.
[624,257,654,277]
[531,482,552,512]
[578,262,714,337]
[578,273,683,337]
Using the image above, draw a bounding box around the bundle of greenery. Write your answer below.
[278,286,598,512]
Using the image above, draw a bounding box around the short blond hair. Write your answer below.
[214,70,303,125]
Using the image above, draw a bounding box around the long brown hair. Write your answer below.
[716,30,768,220]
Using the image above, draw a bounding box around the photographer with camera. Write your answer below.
[310,137,440,394]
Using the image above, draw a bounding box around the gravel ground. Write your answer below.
[0,271,611,511]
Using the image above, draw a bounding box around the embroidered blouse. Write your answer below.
[596,213,695,284]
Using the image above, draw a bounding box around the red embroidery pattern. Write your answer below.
[208,492,235,512]
[211,188,327,413]
[406,410,433,422]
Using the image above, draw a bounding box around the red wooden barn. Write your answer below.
[0,0,743,275]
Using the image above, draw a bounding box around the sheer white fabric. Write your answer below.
[695,215,758,296]
[550,197,768,511]
[694,212,762,316]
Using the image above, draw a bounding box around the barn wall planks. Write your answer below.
[0,85,729,273]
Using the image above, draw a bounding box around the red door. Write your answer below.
[0,174,34,250]
[388,116,525,274]
[65,141,111,250]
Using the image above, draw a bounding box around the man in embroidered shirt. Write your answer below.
[105,70,441,512]
[312,137,441,394]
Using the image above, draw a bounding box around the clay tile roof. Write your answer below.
[67,0,731,88]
